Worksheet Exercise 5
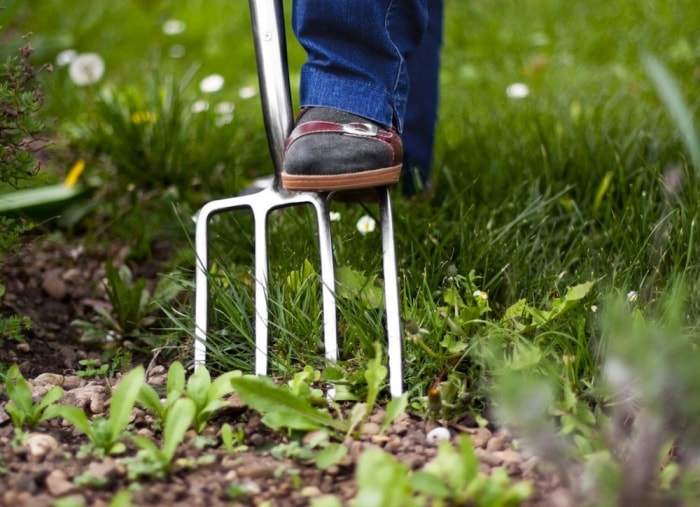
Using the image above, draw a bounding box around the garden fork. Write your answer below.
[193,0,403,397]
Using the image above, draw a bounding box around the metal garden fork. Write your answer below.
[193,0,403,397]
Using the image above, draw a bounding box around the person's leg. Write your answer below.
[402,0,443,196]
[283,0,429,192]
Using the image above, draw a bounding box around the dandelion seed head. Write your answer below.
[68,52,105,86]
[199,74,225,93]
[162,19,186,36]
[356,215,376,235]
[56,49,78,67]
[506,82,530,99]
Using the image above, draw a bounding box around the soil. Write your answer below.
[0,236,574,506]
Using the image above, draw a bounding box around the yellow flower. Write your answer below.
[131,111,157,124]
[64,159,85,188]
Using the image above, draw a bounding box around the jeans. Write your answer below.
[292,0,443,193]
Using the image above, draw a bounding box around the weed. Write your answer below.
[4,364,63,429]
[185,365,241,433]
[126,397,196,479]
[45,367,144,455]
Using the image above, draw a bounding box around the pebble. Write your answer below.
[87,459,125,481]
[25,433,59,462]
[470,427,492,448]
[426,426,451,445]
[41,272,68,300]
[475,448,503,467]
[361,422,381,437]
[493,449,523,466]
[45,470,77,496]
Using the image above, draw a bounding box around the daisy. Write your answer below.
[506,82,530,99]
[356,215,376,235]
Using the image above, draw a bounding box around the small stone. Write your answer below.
[301,486,322,497]
[42,273,68,300]
[486,433,507,452]
[16,342,31,353]
[493,449,523,466]
[87,459,126,481]
[426,426,451,445]
[25,433,59,461]
[475,448,503,467]
[470,427,492,448]
[33,373,65,387]
[237,463,277,479]
[45,469,77,496]
[361,422,381,437]
[302,430,330,448]
[369,409,386,424]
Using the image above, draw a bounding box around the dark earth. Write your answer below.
[0,236,573,506]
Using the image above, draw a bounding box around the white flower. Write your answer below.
[68,53,105,86]
[56,49,77,67]
[356,215,376,235]
[627,290,638,303]
[215,113,234,127]
[473,290,488,300]
[214,101,235,115]
[162,19,186,36]
[591,304,598,313]
[168,45,186,59]
[199,74,225,93]
[329,211,341,222]
[506,82,530,99]
[238,85,257,99]
[191,100,209,113]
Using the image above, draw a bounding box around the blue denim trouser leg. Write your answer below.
[292,0,429,132]
[402,0,443,195]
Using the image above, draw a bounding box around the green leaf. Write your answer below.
[163,397,195,460]
[187,366,211,410]
[137,383,165,419]
[364,343,387,416]
[6,364,33,416]
[45,405,93,438]
[410,471,452,498]
[230,376,347,433]
[36,386,65,422]
[207,370,240,405]
[380,393,408,434]
[315,443,348,470]
[335,266,384,308]
[108,367,144,442]
[167,361,186,396]
[352,448,417,507]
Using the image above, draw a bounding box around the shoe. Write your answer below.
[281,107,403,192]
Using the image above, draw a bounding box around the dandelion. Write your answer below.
[329,211,341,222]
[56,49,77,67]
[199,74,225,93]
[162,19,186,36]
[191,100,209,113]
[238,85,257,99]
[627,290,638,303]
[473,290,488,300]
[506,82,530,99]
[356,215,376,235]
[68,53,105,86]
[64,159,85,188]
[131,111,157,124]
